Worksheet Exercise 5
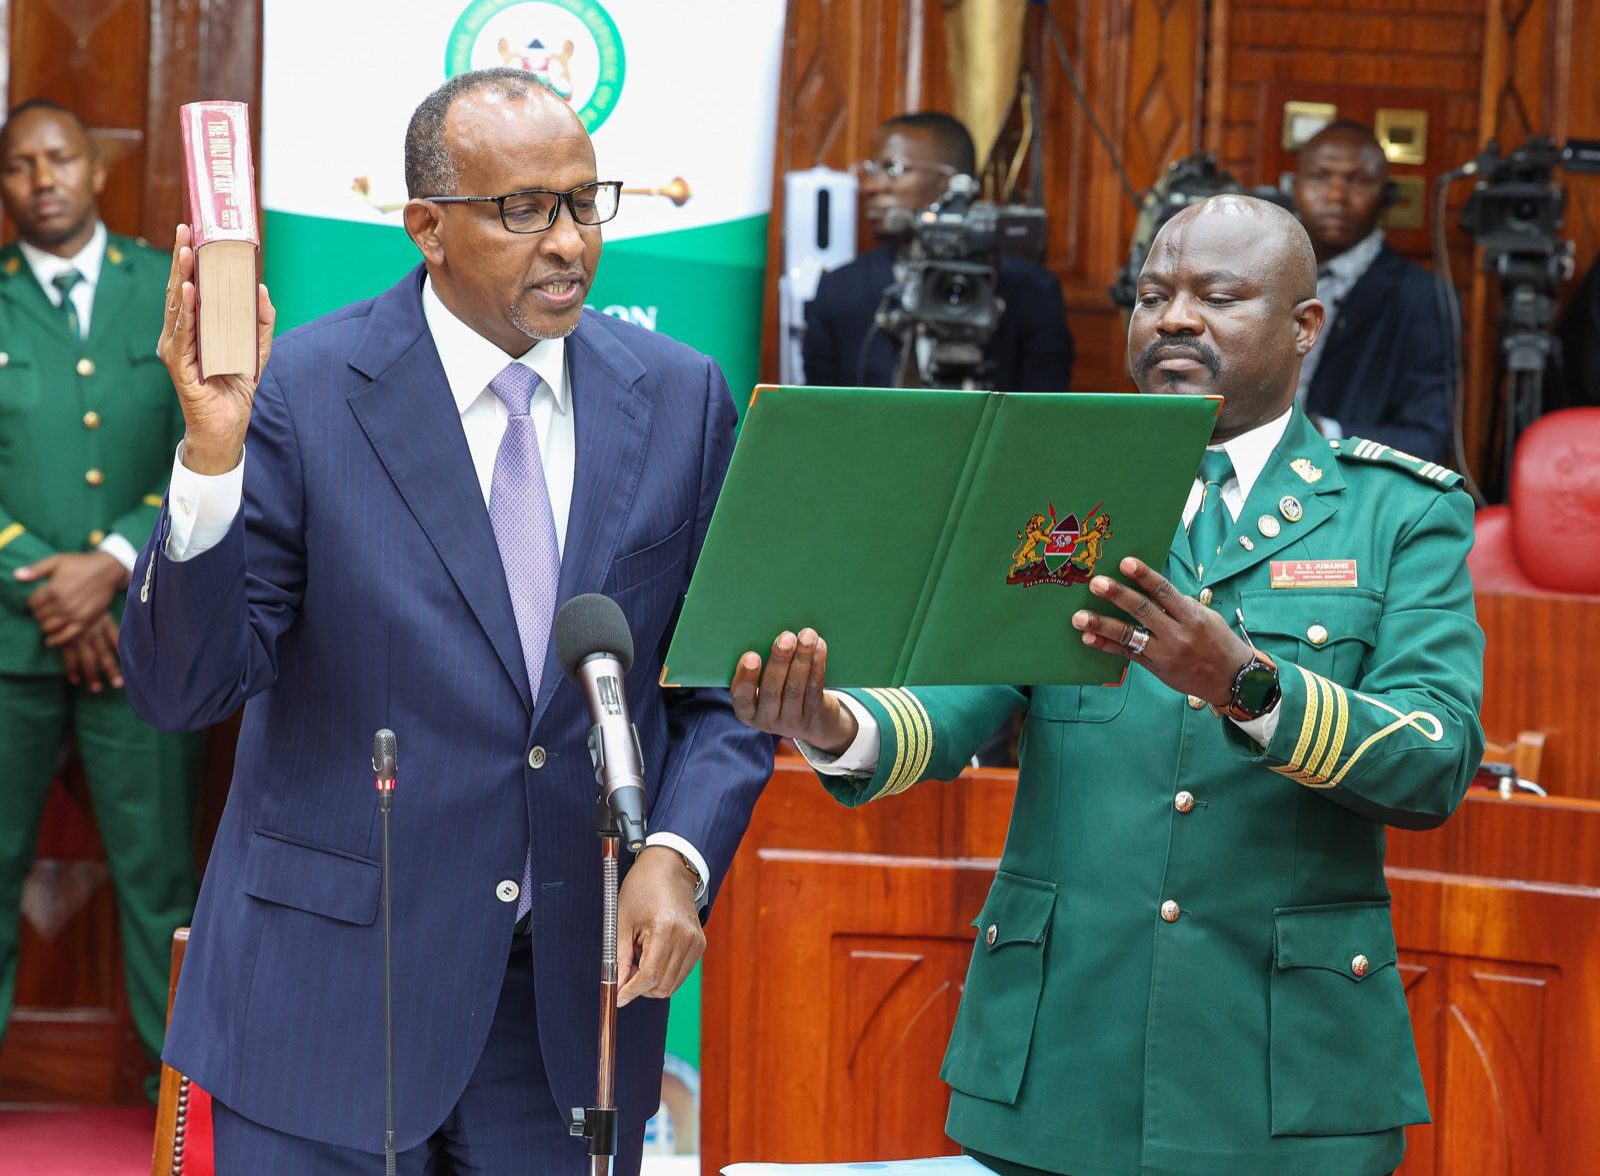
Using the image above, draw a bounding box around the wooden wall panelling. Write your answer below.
[1474,592,1600,802]
[1387,791,1600,1173]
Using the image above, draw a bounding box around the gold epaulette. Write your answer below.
[1332,437,1463,489]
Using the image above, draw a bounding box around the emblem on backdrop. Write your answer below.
[446,0,626,131]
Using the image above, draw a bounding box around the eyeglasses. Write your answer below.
[421,181,623,233]
[851,158,958,182]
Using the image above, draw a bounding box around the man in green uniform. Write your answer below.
[0,99,199,1094]
[731,195,1483,1176]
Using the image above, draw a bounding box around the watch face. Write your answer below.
[1235,660,1279,715]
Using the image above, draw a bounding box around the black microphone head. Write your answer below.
[555,593,634,681]
[372,728,397,778]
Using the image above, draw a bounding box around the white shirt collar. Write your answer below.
[1209,405,1294,500]
[19,220,106,298]
[1321,227,1384,284]
[421,275,569,418]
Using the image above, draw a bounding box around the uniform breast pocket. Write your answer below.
[127,340,178,410]
[1238,588,1384,686]
[0,354,40,414]
[1028,678,1130,724]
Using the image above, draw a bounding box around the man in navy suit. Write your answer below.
[120,68,773,1173]
[801,112,1075,392]
[1292,121,1454,465]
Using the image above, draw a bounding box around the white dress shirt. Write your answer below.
[808,407,1296,776]
[160,277,709,898]
[1294,227,1386,433]
[21,221,139,572]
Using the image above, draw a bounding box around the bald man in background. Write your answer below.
[734,196,1484,1176]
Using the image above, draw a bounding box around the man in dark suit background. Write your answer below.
[801,111,1075,392]
[120,68,772,1173]
[1293,120,1454,464]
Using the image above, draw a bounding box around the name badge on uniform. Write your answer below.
[1270,559,1359,589]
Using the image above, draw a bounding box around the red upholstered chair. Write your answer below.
[1468,408,1600,596]
[152,929,214,1176]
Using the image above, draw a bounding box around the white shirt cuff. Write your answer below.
[797,691,881,776]
[98,533,139,574]
[1231,699,1281,746]
[643,832,709,906]
[165,444,246,562]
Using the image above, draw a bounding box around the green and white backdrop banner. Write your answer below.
[262,0,784,406]
[261,0,786,1078]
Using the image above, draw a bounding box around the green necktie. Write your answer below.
[1188,447,1236,578]
[52,269,84,341]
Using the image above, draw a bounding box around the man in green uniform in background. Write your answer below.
[732,196,1483,1176]
[0,99,199,1096]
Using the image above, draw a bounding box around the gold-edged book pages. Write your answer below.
[180,101,260,379]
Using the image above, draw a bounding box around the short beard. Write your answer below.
[28,208,95,251]
[509,303,581,341]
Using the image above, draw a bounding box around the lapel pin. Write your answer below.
[1257,515,1281,539]
[1291,458,1323,484]
[1239,535,1255,551]
[1279,495,1303,523]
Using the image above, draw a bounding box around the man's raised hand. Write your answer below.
[156,223,277,475]
[729,628,858,754]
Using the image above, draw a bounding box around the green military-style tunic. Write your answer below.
[821,409,1484,1176]
[0,232,183,673]
[0,231,198,1090]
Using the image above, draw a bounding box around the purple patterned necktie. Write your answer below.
[488,362,561,920]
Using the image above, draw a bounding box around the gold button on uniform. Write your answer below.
[85,468,104,487]
[76,357,96,377]
[0,352,9,367]
[88,529,106,545]
[82,410,101,430]
[1351,953,1370,978]
[1186,695,1205,710]
[1160,900,1181,923]
[1174,791,1195,813]
[1307,624,1329,646]
[985,923,999,947]
[1198,588,1214,606]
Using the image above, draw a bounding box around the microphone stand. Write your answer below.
[372,732,398,1176]
[570,796,623,1176]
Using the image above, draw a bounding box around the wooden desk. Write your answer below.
[702,760,1600,1175]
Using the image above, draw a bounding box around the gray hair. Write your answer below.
[404,68,552,198]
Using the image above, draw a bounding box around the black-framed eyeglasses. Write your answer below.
[850,158,957,182]
[421,180,623,233]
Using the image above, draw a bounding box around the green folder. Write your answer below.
[663,385,1220,688]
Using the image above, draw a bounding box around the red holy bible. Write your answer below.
[180,101,260,379]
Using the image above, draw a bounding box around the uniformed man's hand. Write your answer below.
[158,223,276,476]
[1072,557,1256,708]
[60,614,123,692]
[16,551,129,646]
[615,845,705,1008]
[730,629,858,755]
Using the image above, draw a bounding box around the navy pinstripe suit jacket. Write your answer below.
[120,267,774,1153]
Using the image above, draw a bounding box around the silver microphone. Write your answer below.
[555,594,648,852]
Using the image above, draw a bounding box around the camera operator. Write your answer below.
[1293,120,1453,464]
[801,111,1074,391]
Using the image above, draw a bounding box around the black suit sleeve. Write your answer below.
[1012,267,1075,393]
[1350,275,1454,465]
[801,270,844,387]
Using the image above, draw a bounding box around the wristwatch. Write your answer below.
[1214,649,1280,721]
